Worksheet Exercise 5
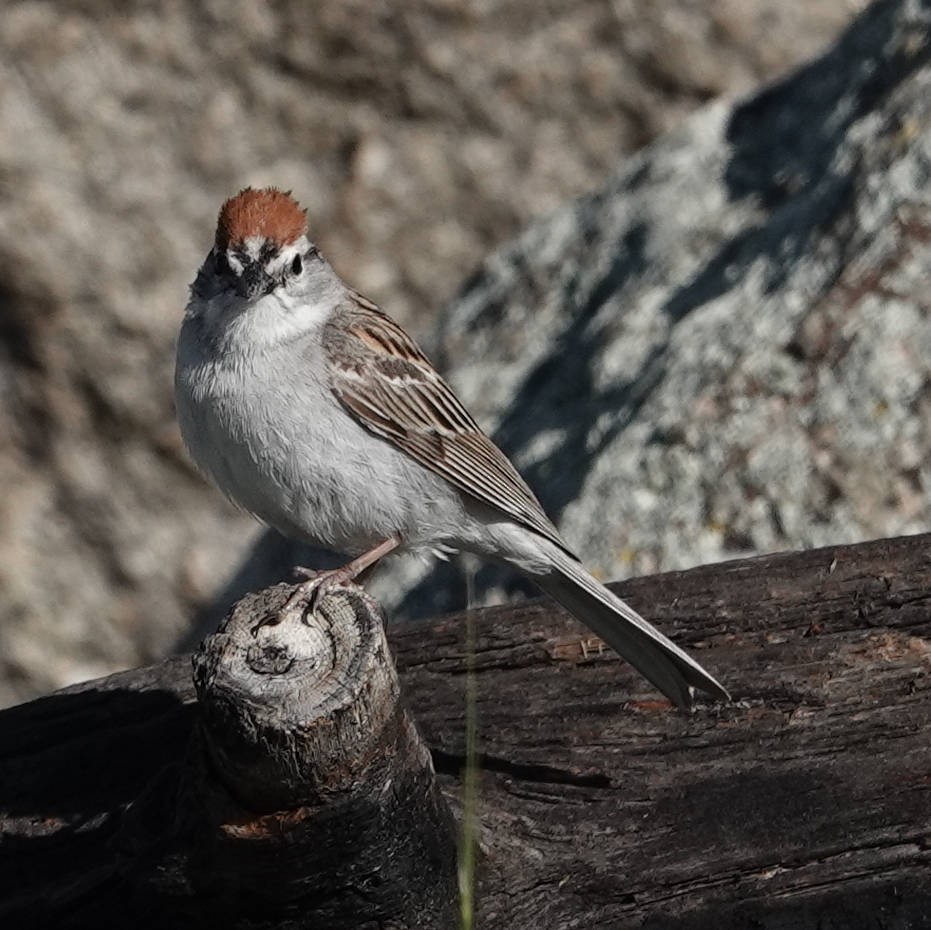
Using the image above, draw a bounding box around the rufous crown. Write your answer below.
[215,187,308,251]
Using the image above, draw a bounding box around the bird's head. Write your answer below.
[207,187,322,301]
[186,187,345,352]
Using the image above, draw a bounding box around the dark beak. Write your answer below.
[236,261,273,299]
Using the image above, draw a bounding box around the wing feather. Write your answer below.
[323,295,568,551]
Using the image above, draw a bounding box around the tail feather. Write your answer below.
[535,551,729,709]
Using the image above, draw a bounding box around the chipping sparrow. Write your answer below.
[175,188,728,708]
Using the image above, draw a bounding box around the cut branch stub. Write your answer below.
[188,584,459,928]
[193,583,409,811]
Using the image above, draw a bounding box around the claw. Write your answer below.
[249,536,403,634]
[280,566,359,623]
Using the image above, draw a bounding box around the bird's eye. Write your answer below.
[291,253,303,276]
[215,252,231,276]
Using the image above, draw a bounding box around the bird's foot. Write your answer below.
[289,565,360,619]
[250,568,356,635]
[250,535,403,636]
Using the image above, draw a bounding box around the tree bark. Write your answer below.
[1,533,930,929]
[0,585,457,930]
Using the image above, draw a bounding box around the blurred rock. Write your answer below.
[229,0,931,629]
[0,0,863,703]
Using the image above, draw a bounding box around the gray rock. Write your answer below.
[0,1,864,703]
[231,0,931,628]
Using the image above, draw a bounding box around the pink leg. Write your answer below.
[292,534,402,590]
[253,535,402,633]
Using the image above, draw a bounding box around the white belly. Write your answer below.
[175,339,467,556]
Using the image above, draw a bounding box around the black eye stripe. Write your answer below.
[217,244,311,281]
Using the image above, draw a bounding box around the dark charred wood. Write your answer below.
[184,585,458,928]
[1,534,930,929]
[0,585,457,930]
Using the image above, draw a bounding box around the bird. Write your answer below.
[175,187,728,709]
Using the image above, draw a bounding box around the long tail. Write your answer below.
[534,548,729,709]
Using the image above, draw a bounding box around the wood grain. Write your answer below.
[1,534,929,928]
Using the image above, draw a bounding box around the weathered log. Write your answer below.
[191,585,458,927]
[0,585,457,929]
[1,533,930,929]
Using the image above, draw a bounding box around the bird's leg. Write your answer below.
[270,535,402,628]
[294,534,400,591]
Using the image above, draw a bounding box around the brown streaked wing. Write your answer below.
[323,295,569,552]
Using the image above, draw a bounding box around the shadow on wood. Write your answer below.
[0,585,458,929]
[1,534,930,929]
